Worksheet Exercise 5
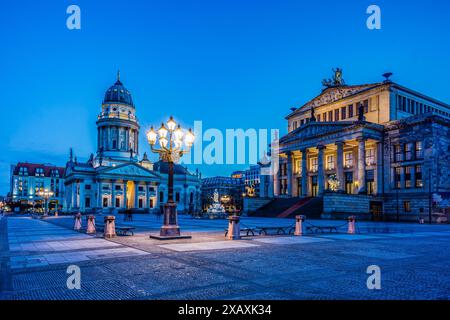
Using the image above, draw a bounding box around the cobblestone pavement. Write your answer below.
[1,214,450,300]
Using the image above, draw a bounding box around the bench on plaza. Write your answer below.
[95,223,135,236]
[224,228,256,237]
[256,226,293,236]
[306,225,339,234]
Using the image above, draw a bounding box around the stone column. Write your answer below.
[79,180,85,211]
[97,180,102,208]
[286,152,293,197]
[273,165,280,197]
[71,183,76,209]
[111,180,116,209]
[357,137,367,194]
[145,182,150,208]
[335,141,345,192]
[134,182,139,209]
[375,142,384,195]
[317,145,326,196]
[301,149,308,197]
[123,180,128,209]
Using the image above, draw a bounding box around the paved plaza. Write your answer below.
[1,214,450,300]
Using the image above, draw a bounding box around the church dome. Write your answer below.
[103,72,134,106]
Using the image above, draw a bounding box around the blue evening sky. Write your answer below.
[0,0,449,194]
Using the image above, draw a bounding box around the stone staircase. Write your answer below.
[249,197,323,219]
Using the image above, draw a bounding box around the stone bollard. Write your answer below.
[86,215,96,234]
[104,216,116,238]
[226,215,241,240]
[347,215,356,234]
[74,213,82,231]
[294,215,306,236]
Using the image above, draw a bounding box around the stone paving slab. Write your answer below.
[252,236,333,245]
[158,240,259,252]
[318,234,387,240]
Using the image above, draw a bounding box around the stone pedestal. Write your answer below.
[347,215,356,234]
[150,202,191,240]
[294,215,306,236]
[73,213,82,231]
[87,215,96,234]
[104,215,116,238]
[226,215,241,240]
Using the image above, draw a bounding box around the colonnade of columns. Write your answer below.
[276,137,383,198]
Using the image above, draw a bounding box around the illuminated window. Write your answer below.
[365,148,375,166]
[326,155,335,170]
[310,158,318,172]
[415,165,423,188]
[405,166,412,188]
[415,141,423,159]
[404,143,413,161]
[403,201,411,213]
[344,152,353,168]
[394,144,402,162]
[394,167,402,189]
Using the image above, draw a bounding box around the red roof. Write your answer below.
[13,162,65,177]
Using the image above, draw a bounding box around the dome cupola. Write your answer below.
[103,71,134,106]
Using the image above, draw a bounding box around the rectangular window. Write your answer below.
[326,155,335,170]
[415,165,423,188]
[115,197,120,208]
[405,166,412,188]
[103,197,108,207]
[403,201,411,213]
[415,141,423,159]
[394,144,402,162]
[363,100,369,113]
[404,143,413,161]
[341,107,347,120]
[365,148,375,166]
[328,111,333,122]
[138,186,144,192]
[395,167,402,189]
[344,152,353,168]
[310,158,318,172]
[85,197,91,208]
[348,104,354,118]
[85,184,91,190]
[138,198,143,208]
[115,185,121,191]
[150,199,154,208]
[323,113,327,121]
[317,114,321,122]
[334,109,340,121]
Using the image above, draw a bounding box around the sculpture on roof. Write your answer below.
[322,68,345,88]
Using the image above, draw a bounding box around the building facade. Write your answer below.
[264,70,450,221]
[9,163,65,212]
[201,176,245,213]
[63,73,201,214]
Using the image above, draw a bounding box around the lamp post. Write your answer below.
[37,189,54,217]
[147,116,195,239]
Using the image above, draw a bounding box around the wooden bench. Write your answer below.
[306,225,339,234]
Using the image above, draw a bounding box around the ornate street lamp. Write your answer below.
[37,189,54,217]
[147,116,195,239]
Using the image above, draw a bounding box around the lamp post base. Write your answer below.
[149,201,191,240]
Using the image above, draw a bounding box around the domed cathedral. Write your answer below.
[63,72,202,214]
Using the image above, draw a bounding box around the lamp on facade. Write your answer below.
[147,116,195,239]
[37,189,54,217]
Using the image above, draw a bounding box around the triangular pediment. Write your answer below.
[98,163,159,178]
[280,121,356,143]
[289,83,384,117]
